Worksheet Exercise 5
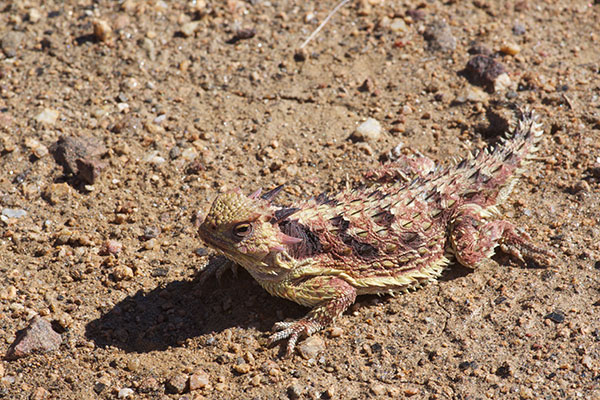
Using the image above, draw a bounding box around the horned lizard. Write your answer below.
[198,109,554,356]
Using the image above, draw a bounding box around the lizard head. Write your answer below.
[197,187,302,271]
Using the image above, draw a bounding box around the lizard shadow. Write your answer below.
[85,253,539,354]
[84,256,303,354]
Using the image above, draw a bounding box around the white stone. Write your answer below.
[118,388,134,399]
[353,118,382,142]
[34,108,59,125]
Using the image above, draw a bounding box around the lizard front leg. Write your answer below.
[268,276,357,356]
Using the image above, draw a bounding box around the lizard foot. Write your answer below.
[268,319,323,357]
[198,256,239,285]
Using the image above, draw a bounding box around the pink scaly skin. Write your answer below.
[198,109,554,356]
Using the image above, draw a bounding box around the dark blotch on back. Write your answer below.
[330,214,379,260]
[279,220,322,259]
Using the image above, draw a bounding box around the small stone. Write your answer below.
[329,327,343,338]
[166,374,188,394]
[169,146,181,159]
[24,138,49,158]
[6,316,62,360]
[389,19,408,33]
[180,21,200,38]
[2,208,27,219]
[297,335,325,359]
[357,77,375,93]
[227,28,257,44]
[28,8,42,23]
[500,42,521,56]
[458,87,489,103]
[513,22,526,35]
[233,363,252,374]
[370,383,386,396]
[494,73,513,92]
[93,19,113,42]
[103,240,123,255]
[423,20,456,53]
[138,377,160,393]
[465,55,507,88]
[31,387,50,400]
[1,31,24,58]
[76,157,106,184]
[113,265,134,281]
[581,355,594,369]
[117,388,134,399]
[519,386,534,399]
[352,118,382,142]
[50,135,108,176]
[42,183,72,205]
[287,382,303,400]
[0,362,4,377]
[144,151,166,164]
[35,108,59,125]
[189,370,209,391]
[181,147,198,161]
[545,310,565,323]
[404,387,419,396]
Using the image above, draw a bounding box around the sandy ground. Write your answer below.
[0,0,599,399]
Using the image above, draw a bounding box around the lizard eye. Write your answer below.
[232,222,253,238]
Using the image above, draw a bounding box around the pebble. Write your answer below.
[0,362,3,377]
[166,374,188,394]
[50,135,108,177]
[352,118,382,142]
[544,310,565,323]
[370,383,387,396]
[513,21,526,35]
[297,336,325,359]
[27,8,42,23]
[389,19,408,34]
[181,147,198,161]
[189,370,209,390]
[35,108,59,125]
[180,21,200,38]
[494,73,513,92]
[465,55,507,88]
[233,363,252,374]
[93,19,113,42]
[117,388,134,399]
[144,151,166,164]
[2,208,27,219]
[423,20,456,53]
[104,240,123,255]
[456,87,489,103]
[500,42,521,56]
[287,382,303,399]
[31,387,50,400]
[581,355,593,369]
[6,316,62,360]
[138,377,160,393]
[1,31,24,58]
[329,327,343,338]
[113,265,134,281]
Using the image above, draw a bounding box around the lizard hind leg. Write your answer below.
[449,207,554,269]
[268,276,357,356]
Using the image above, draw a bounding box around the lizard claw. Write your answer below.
[198,256,238,285]
[268,319,322,356]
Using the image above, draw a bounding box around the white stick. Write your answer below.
[299,0,352,50]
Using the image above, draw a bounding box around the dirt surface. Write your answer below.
[1,0,599,399]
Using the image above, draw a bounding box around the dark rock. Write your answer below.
[166,374,188,394]
[464,55,507,88]
[545,310,565,323]
[6,316,62,360]
[50,136,108,182]
[406,9,426,21]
